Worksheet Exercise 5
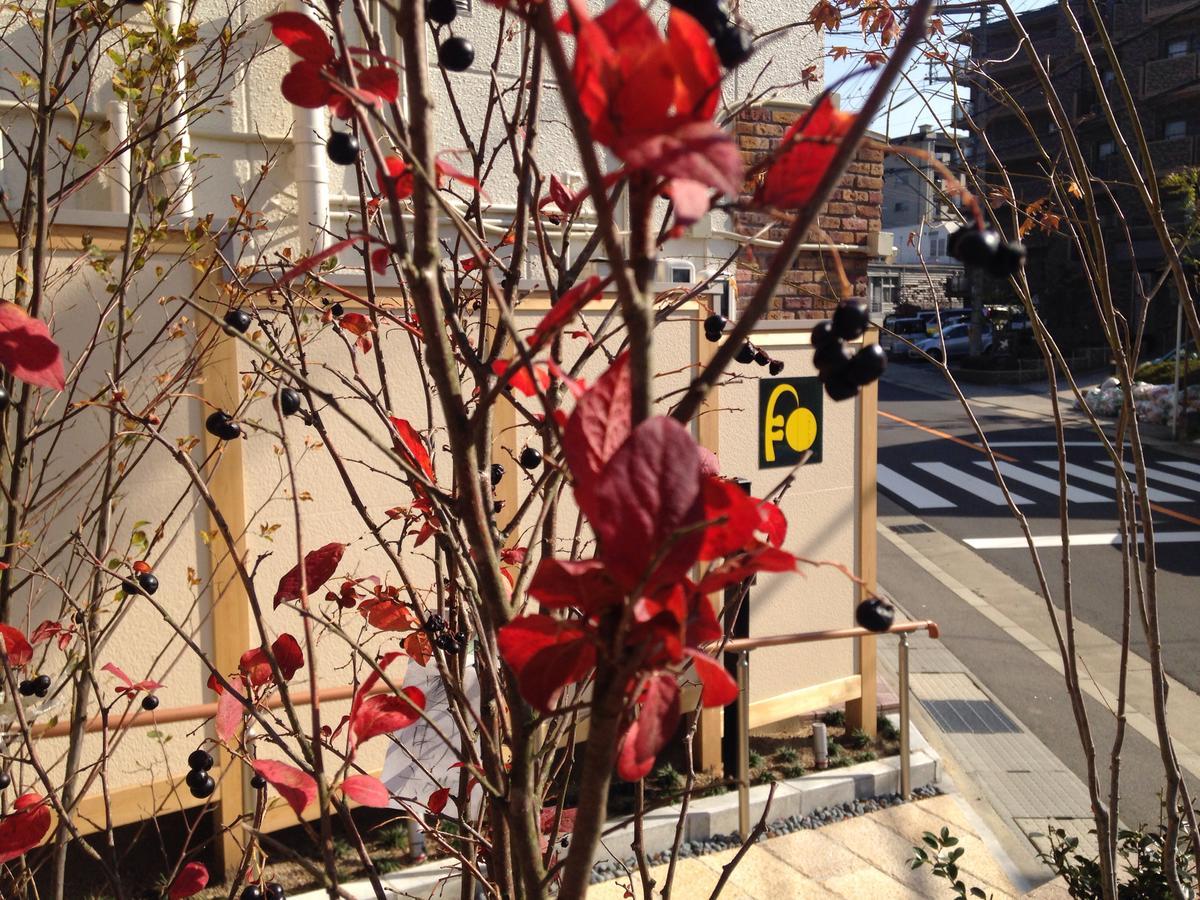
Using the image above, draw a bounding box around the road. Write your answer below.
[875,363,1200,830]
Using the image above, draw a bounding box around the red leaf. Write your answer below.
[617,674,680,781]
[359,595,418,632]
[357,66,399,104]
[241,633,305,685]
[216,674,247,742]
[168,861,209,899]
[587,417,704,591]
[338,312,374,336]
[563,352,631,511]
[528,558,622,613]
[428,786,451,814]
[102,662,134,687]
[664,178,712,227]
[698,476,764,561]
[684,649,738,707]
[0,303,65,391]
[548,174,576,214]
[371,246,390,275]
[760,501,787,546]
[389,416,434,479]
[668,10,720,121]
[528,276,603,349]
[280,60,333,108]
[696,545,797,594]
[0,793,51,864]
[276,235,361,284]
[350,688,426,748]
[340,773,392,807]
[0,624,32,667]
[378,157,414,200]
[497,615,596,713]
[267,12,334,63]
[274,543,346,607]
[251,759,318,817]
[403,630,433,666]
[758,98,857,209]
[616,121,742,198]
[492,358,551,398]
[435,155,482,191]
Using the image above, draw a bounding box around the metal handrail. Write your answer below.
[718,619,941,838]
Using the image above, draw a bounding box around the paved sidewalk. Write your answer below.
[589,792,1067,899]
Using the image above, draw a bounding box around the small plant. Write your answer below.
[377,825,409,852]
[753,770,777,786]
[877,713,899,741]
[1042,822,1196,899]
[649,764,684,796]
[846,728,871,750]
[781,764,806,779]
[776,746,800,764]
[853,749,878,763]
[749,750,765,769]
[910,827,993,900]
[820,709,846,728]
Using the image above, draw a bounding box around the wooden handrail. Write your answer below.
[718,619,940,654]
[25,682,388,739]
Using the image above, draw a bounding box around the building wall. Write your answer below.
[732,104,885,318]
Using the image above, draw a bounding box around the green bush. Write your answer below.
[1135,358,1200,386]
[877,714,899,741]
[781,764,806,779]
[846,728,871,750]
[776,746,800,764]
[749,750,765,769]
[820,709,846,727]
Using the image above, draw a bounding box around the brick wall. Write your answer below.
[732,104,883,318]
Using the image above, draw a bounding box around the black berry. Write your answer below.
[241,887,265,900]
[188,749,214,771]
[519,446,542,470]
[715,25,753,68]
[438,36,474,72]
[855,597,895,633]
[768,359,785,376]
[0,772,10,790]
[735,342,756,364]
[754,349,770,367]
[670,0,731,35]
[141,694,160,711]
[490,463,504,487]
[0,385,8,411]
[824,371,859,402]
[704,327,723,344]
[137,572,159,595]
[831,301,870,341]
[330,302,345,318]
[326,131,359,166]
[846,344,887,387]
[949,226,1001,267]
[434,632,459,653]
[810,320,837,351]
[454,629,467,646]
[277,388,302,417]
[251,774,267,790]
[188,772,216,799]
[265,882,287,900]
[33,674,51,695]
[224,309,252,334]
[427,0,457,24]
[813,341,852,376]
[18,679,35,697]
[426,613,447,633]
[121,578,141,597]
[206,411,242,441]
[704,313,727,333]
[987,240,1027,278]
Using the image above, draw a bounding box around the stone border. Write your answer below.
[291,716,940,899]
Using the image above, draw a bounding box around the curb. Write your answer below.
[292,717,941,899]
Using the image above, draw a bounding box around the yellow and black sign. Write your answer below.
[760,377,822,468]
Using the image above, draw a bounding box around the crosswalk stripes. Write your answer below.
[1032,461,1189,503]
[876,464,955,509]
[913,461,1033,505]
[1162,460,1200,478]
[973,461,1110,504]
[1099,459,1200,495]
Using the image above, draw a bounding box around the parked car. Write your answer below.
[909,322,992,362]
[916,308,971,336]
[882,316,928,358]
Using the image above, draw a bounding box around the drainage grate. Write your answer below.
[920,699,1020,734]
[890,522,934,535]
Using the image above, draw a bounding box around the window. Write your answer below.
[928,231,947,258]
[1102,69,1116,88]
[1097,140,1115,159]
[893,201,907,212]
[1167,37,1191,58]
[1164,119,1188,139]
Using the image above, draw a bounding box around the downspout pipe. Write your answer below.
[165,0,194,219]
[290,0,330,253]
[106,100,131,215]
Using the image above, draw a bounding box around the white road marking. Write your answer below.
[964,531,1200,550]
[974,461,1110,504]
[1099,460,1200,495]
[876,464,956,509]
[1033,461,1189,503]
[984,441,1104,447]
[915,461,1033,505]
[1162,460,1200,477]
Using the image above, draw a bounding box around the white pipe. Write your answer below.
[165,0,194,219]
[106,100,131,215]
[290,0,330,253]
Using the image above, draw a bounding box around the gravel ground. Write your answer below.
[589,784,943,884]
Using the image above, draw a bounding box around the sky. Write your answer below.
[823,0,1054,138]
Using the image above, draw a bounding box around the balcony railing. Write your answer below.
[1145,0,1200,19]
[1143,53,1199,97]
[1147,134,1197,172]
